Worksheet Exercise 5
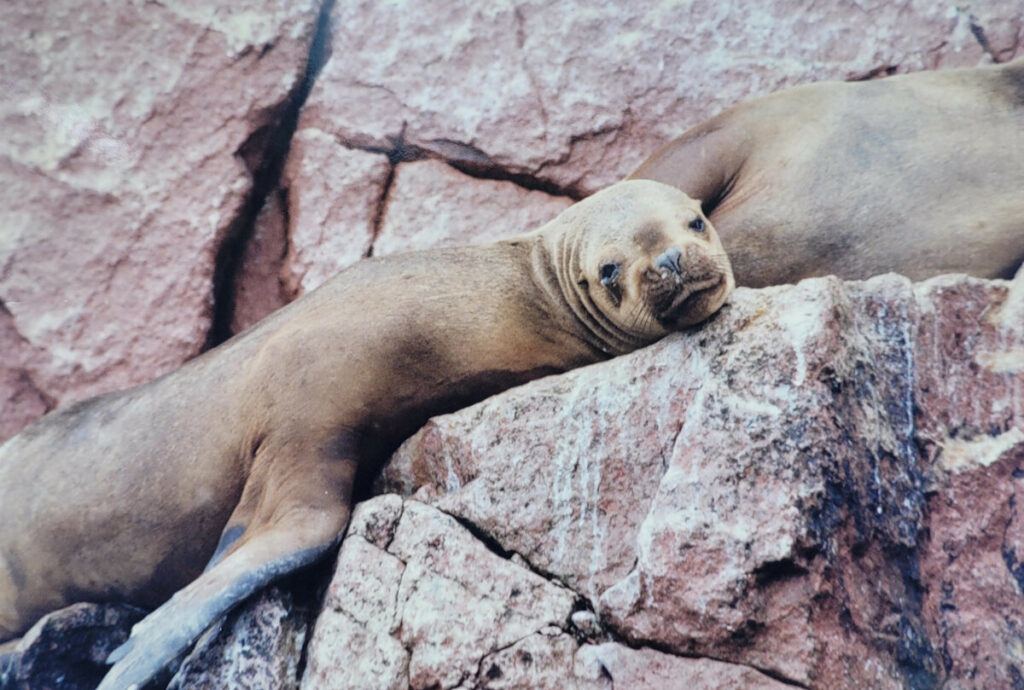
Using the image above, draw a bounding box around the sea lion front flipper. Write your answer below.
[97,437,357,690]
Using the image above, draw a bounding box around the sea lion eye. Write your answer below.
[689,218,706,233]
[599,263,620,285]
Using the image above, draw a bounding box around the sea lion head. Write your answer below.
[543,179,734,353]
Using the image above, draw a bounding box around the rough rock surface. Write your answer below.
[3,1,1021,441]
[167,587,310,690]
[269,0,1022,308]
[3,1,1024,689]
[0,602,144,690]
[0,0,324,437]
[3,270,1020,689]
[366,269,1024,689]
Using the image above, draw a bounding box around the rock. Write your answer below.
[301,497,578,690]
[0,602,145,690]
[279,129,391,296]
[374,270,1024,689]
[167,587,310,690]
[0,305,53,442]
[0,0,323,440]
[231,190,290,335]
[574,643,792,689]
[5,273,1019,689]
[306,0,1018,196]
[3,0,1023,686]
[374,160,572,257]
[269,0,1021,317]
[6,1,1020,440]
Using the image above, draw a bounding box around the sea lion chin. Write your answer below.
[0,179,731,689]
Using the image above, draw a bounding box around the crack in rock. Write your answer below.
[203,0,334,350]
[429,501,812,688]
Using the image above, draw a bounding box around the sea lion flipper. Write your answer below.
[97,445,357,689]
[98,508,349,689]
[628,119,748,215]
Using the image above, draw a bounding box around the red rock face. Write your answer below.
[369,270,1024,689]
[2,1,1018,442]
[0,1,323,434]
[2,2,1022,689]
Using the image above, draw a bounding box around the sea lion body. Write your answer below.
[0,180,733,687]
[631,58,1024,286]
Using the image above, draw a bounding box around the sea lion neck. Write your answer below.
[530,230,651,357]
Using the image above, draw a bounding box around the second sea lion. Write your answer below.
[631,58,1024,286]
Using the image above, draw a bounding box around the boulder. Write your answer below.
[5,270,1020,688]
[0,602,144,690]
[5,0,1020,440]
[364,269,1023,689]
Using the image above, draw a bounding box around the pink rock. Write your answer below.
[168,587,308,690]
[280,129,391,296]
[300,496,791,690]
[0,0,322,435]
[379,271,1024,688]
[0,306,53,442]
[231,190,290,334]
[265,1,1020,329]
[574,643,792,689]
[300,496,408,690]
[301,497,577,690]
[303,0,1018,198]
[914,271,1024,688]
[374,160,572,257]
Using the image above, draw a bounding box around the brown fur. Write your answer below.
[631,58,1024,287]
[0,180,733,688]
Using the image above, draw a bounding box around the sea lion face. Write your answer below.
[568,180,734,345]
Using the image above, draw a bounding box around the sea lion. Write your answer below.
[630,57,1024,287]
[0,179,733,688]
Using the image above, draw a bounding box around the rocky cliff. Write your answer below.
[2,1,1023,689]
[3,0,1020,441]
[5,270,1023,688]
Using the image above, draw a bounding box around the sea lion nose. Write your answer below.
[655,247,682,276]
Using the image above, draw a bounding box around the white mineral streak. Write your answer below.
[935,427,1024,476]
[993,270,1024,421]
[774,288,820,387]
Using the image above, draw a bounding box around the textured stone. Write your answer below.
[8,1,1021,441]
[574,643,791,689]
[307,0,1019,197]
[168,587,309,690]
[375,160,573,256]
[300,497,408,690]
[279,129,391,296]
[379,269,1024,688]
[301,497,577,690]
[0,306,53,442]
[915,272,1024,688]
[231,190,290,335]
[0,0,322,438]
[4,1,1023,686]
[265,1,1022,323]
[8,271,1020,689]
[0,602,144,690]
